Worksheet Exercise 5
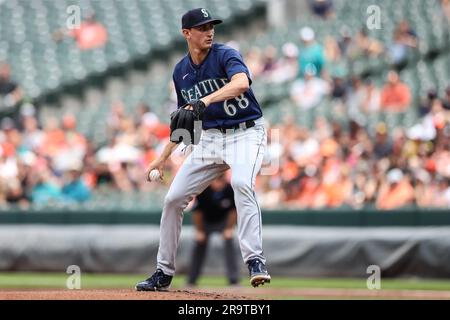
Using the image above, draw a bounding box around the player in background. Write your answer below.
[136,8,270,291]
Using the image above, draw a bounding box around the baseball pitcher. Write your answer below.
[136,8,270,291]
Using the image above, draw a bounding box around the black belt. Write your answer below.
[210,120,255,134]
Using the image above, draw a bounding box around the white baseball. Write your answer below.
[148,169,161,181]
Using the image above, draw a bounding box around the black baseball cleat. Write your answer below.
[135,269,173,291]
[247,258,271,287]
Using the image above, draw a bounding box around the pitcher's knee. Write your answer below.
[230,176,251,193]
[164,192,189,209]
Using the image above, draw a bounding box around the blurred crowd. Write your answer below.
[258,111,450,210]
[0,99,173,209]
[0,80,449,211]
[238,14,450,210]
[0,0,449,211]
[243,19,419,113]
[52,12,108,50]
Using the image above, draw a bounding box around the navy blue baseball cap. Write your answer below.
[181,8,223,29]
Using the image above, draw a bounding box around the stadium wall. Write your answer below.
[1,209,450,226]
[0,225,449,278]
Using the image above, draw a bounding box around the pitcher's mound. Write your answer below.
[0,289,254,300]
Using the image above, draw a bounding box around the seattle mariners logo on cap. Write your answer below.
[181,8,223,29]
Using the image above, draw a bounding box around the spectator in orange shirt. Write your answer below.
[54,13,108,50]
[380,71,412,112]
[40,117,66,158]
[376,168,415,210]
[295,171,329,209]
[62,114,87,149]
[324,167,353,208]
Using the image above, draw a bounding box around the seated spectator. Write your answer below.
[413,170,436,208]
[290,67,329,109]
[297,27,326,77]
[134,103,159,129]
[297,169,334,209]
[330,74,348,102]
[116,117,139,147]
[388,20,418,67]
[261,45,279,75]
[337,28,352,58]
[324,35,342,63]
[352,28,384,58]
[309,0,334,19]
[21,114,45,152]
[265,42,299,83]
[434,177,450,208]
[30,171,63,205]
[3,159,30,209]
[376,169,415,210]
[323,166,353,208]
[52,114,87,173]
[62,161,91,203]
[433,140,450,178]
[373,123,393,159]
[40,117,66,158]
[106,101,126,138]
[0,62,23,110]
[348,78,381,114]
[289,127,320,166]
[380,71,412,112]
[349,172,378,209]
[396,21,419,48]
[0,117,20,158]
[244,47,264,79]
[136,103,168,145]
[313,116,333,142]
[429,97,446,132]
[419,89,439,117]
[0,149,23,207]
[53,13,108,50]
[96,135,141,191]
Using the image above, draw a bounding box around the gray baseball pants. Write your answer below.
[157,117,267,276]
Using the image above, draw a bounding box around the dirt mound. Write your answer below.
[3,288,449,300]
[0,289,253,300]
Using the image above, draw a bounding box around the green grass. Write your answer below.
[1,273,450,291]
